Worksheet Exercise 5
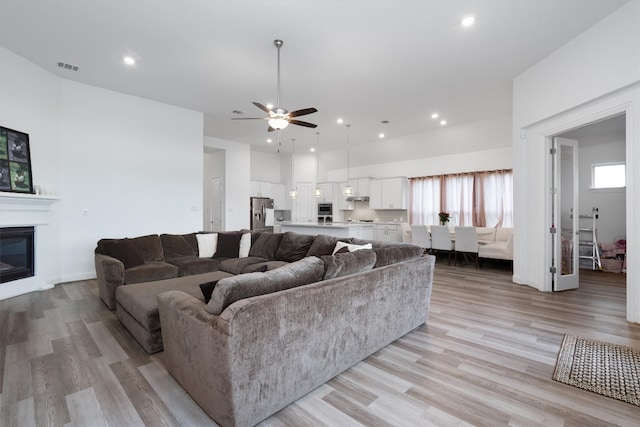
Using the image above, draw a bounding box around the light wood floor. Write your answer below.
[1,263,639,426]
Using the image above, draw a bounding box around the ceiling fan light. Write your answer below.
[268,117,289,130]
[313,187,323,198]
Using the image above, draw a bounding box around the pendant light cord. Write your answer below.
[346,124,351,182]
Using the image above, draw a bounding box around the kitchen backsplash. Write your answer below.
[346,201,407,223]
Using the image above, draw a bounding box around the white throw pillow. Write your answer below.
[239,232,251,258]
[196,233,218,258]
[332,241,373,254]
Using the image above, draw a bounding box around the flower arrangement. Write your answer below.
[438,211,450,225]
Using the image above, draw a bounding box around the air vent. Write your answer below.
[232,110,244,115]
[57,61,79,71]
[381,120,390,124]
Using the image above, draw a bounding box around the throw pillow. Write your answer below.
[196,233,218,258]
[306,235,353,257]
[101,239,145,269]
[214,232,244,258]
[275,232,316,262]
[321,249,377,280]
[199,280,220,303]
[332,241,373,254]
[206,256,324,315]
[239,233,251,258]
[249,232,284,259]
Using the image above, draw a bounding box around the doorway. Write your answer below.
[551,114,627,291]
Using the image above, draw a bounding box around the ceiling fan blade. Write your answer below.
[289,107,318,118]
[231,117,269,120]
[253,102,271,113]
[289,119,317,128]
[267,125,276,132]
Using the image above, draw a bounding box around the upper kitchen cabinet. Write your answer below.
[250,181,272,198]
[315,182,339,204]
[347,178,371,198]
[271,183,286,210]
[369,177,408,209]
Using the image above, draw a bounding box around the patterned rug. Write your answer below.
[553,334,640,406]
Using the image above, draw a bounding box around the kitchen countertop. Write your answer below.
[278,222,374,228]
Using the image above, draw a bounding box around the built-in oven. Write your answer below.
[317,203,333,223]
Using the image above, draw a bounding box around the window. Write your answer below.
[592,163,625,189]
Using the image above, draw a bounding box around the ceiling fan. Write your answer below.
[232,39,318,132]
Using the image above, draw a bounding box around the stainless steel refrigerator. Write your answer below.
[250,197,274,232]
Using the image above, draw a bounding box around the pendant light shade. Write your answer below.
[313,132,323,198]
[343,124,353,196]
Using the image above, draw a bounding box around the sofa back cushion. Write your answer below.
[249,232,284,259]
[321,249,377,280]
[496,227,513,242]
[349,238,423,267]
[160,233,197,259]
[275,232,316,262]
[206,256,325,315]
[306,235,353,257]
[96,239,145,269]
[475,227,497,243]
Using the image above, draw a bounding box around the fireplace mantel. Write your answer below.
[0,192,59,226]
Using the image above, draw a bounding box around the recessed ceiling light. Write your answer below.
[440,120,447,126]
[336,118,344,124]
[123,56,135,66]
[378,133,385,138]
[461,16,475,27]
[310,147,316,152]
[266,138,272,143]
[431,113,439,119]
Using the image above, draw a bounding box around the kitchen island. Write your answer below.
[278,222,374,240]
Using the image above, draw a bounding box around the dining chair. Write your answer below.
[410,224,430,253]
[400,222,412,243]
[430,225,454,264]
[454,226,479,268]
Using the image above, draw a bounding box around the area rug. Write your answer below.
[552,334,640,406]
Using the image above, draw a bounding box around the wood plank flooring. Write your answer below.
[1,263,639,426]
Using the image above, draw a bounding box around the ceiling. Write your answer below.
[0,0,628,154]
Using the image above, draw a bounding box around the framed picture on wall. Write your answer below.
[0,126,34,194]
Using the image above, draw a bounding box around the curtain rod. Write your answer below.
[409,168,512,181]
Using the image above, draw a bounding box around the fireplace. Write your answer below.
[0,226,35,283]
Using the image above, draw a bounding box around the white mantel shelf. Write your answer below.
[0,192,59,226]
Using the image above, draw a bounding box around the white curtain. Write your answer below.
[409,176,440,225]
[443,174,474,226]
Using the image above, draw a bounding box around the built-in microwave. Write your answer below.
[317,203,333,216]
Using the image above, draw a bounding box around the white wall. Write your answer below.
[512,0,640,322]
[250,151,280,182]
[324,115,512,180]
[577,135,626,245]
[204,137,250,231]
[0,45,205,295]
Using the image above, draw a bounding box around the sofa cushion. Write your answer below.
[124,261,179,284]
[99,239,145,269]
[166,256,221,276]
[161,233,197,259]
[306,235,353,257]
[276,232,316,262]
[129,234,165,262]
[249,232,284,259]
[321,249,377,280]
[242,260,288,273]
[350,238,424,268]
[214,232,244,258]
[196,233,218,257]
[206,256,325,315]
[239,233,251,258]
[219,257,269,275]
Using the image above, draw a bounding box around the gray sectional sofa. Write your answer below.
[95,230,435,426]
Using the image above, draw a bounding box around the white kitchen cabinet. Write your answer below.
[374,223,401,242]
[315,182,339,203]
[369,177,408,209]
[347,178,371,197]
[271,183,286,210]
[250,181,272,198]
[292,182,315,223]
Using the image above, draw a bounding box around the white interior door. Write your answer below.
[553,137,579,291]
[210,177,224,232]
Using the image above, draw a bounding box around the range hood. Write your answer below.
[346,196,370,202]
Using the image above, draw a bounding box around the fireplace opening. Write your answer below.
[0,226,35,283]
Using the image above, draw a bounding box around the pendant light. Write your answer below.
[289,138,298,199]
[313,132,323,198]
[343,124,353,196]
